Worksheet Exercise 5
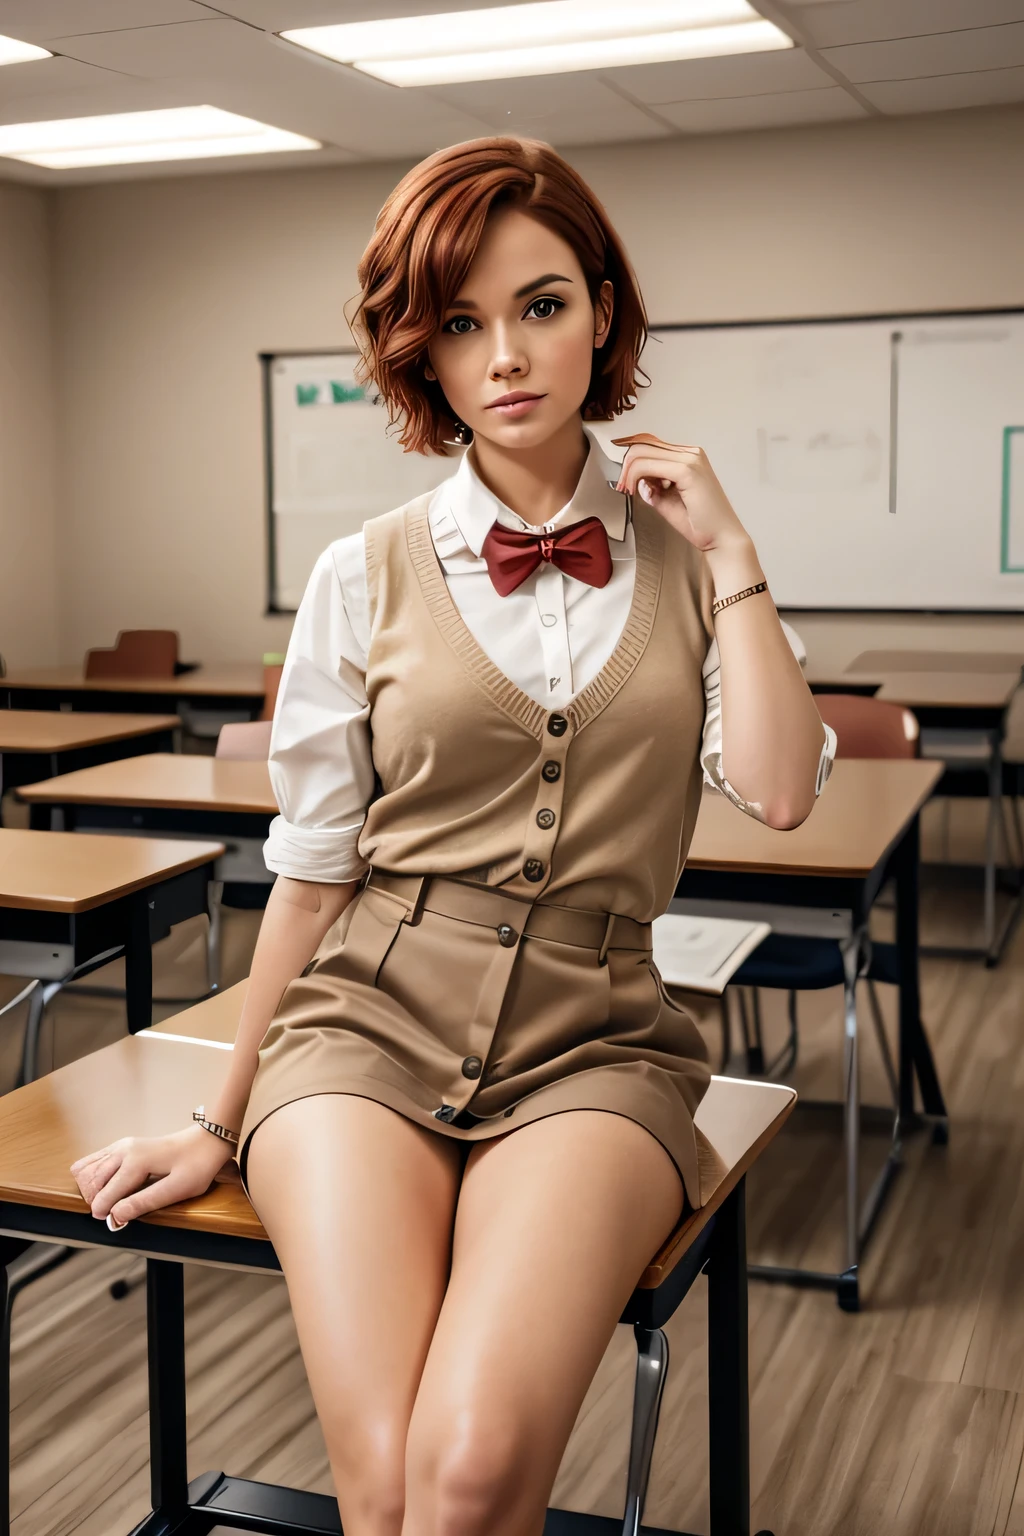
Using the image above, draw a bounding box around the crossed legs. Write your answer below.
[244,1095,684,1536]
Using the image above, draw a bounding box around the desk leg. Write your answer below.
[146,1261,189,1522]
[125,893,153,1035]
[895,816,948,1137]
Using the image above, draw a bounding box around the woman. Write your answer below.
[71,138,832,1536]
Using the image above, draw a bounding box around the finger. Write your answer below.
[74,1150,125,1202]
[70,1143,124,1175]
[89,1158,155,1221]
[610,432,700,453]
[110,1171,199,1228]
[617,455,693,494]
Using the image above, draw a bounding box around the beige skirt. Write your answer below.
[238,872,711,1209]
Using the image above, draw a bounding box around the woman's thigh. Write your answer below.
[403,1110,684,1536]
[244,1094,464,1517]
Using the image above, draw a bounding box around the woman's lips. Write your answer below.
[486,394,545,419]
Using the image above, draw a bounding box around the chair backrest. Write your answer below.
[259,662,284,723]
[84,630,179,679]
[816,692,919,760]
[215,720,273,760]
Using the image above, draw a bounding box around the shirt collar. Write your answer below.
[444,424,628,557]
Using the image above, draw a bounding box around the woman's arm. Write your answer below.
[203,875,359,1133]
[612,431,827,830]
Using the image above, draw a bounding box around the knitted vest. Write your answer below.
[358,494,714,923]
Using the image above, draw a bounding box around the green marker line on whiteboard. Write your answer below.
[330,381,365,403]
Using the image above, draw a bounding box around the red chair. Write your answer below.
[84,630,179,679]
[214,721,273,760]
[259,660,284,722]
[815,692,919,760]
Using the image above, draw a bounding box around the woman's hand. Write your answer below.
[611,432,749,555]
[70,1125,237,1231]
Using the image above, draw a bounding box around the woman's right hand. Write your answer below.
[70,1125,237,1230]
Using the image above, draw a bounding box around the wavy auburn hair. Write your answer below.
[349,137,649,455]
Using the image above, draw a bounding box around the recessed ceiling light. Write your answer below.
[0,32,52,65]
[0,106,320,169]
[282,0,792,86]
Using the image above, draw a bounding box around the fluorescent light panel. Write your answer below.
[282,0,792,85]
[0,32,52,65]
[0,106,320,168]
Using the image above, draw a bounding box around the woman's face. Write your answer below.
[425,206,613,450]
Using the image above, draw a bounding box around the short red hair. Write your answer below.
[350,137,649,455]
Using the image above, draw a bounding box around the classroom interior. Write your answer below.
[2,2,1024,1534]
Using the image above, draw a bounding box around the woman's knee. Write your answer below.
[324,1417,408,1536]
[406,1417,538,1536]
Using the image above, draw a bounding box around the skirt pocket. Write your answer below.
[313,886,408,990]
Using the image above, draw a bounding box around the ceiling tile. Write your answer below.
[602,46,834,106]
[821,22,1024,82]
[49,17,269,73]
[0,54,137,106]
[656,84,866,132]
[429,74,670,145]
[204,0,544,24]
[0,0,209,43]
[794,0,1024,50]
[859,64,1024,113]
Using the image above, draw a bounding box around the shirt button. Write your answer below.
[542,760,561,783]
[497,923,518,947]
[541,613,558,628]
[547,713,568,737]
[523,859,545,882]
[462,1056,483,1080]
[536,808,555,829]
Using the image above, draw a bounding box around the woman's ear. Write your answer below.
[424,361,438,382]
[593,278,614,351]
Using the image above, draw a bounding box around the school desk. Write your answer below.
[0,1002,792,1536]
[0,829,224,1065]
[673,757,946,1312]
[15,755,277,991]
[805,670,1022,963]
[0,710,180,806]
[1,663,265,718]
[845,648,1024,677]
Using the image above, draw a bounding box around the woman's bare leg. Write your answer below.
[244,1094,464,1536]
[403,1111,685,1536]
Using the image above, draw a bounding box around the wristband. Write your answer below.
[192,1106,240,1146]
[711,580,768,617]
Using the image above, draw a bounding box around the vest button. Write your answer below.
[547,713,568,736]
[462,1056,483,1080]
[523,859,545,882]
[536,808,556,830]
[497,923,518,947]
[541,760,561,783]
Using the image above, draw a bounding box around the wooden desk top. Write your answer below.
[687,758,944,879]
[2,664,265,699]
[17,754,277,815]
[146,979,249,1045]
[873,672,1021,710]
[0,1031,795,1280]
[847,649,1024,676]
[0,710,180,753]
[0,829,224,912]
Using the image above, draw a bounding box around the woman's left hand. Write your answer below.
[611,432,748,554]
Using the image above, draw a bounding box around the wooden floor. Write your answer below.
[2,792,1023,1535]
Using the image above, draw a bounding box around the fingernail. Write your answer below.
[106,1213,128,1232]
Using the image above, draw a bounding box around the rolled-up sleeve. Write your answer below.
[263,537,375,882]
[699,621,836,821]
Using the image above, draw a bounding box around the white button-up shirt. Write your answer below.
[264,427,835,882]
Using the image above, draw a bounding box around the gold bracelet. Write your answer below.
[711,580,768,617]
[192,1105,240,1146]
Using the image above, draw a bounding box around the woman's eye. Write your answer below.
[526,296,563,320]
[443,315,477,335]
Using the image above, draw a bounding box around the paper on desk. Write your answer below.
[652,913,771,995]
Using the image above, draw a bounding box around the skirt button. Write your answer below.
[462,1056,483,1080]
[497,923,518,947]
[434,1105,457,1123]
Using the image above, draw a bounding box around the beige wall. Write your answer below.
[0,183,58,669]
[49,103,1024,669]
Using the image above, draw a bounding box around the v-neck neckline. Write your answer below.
[404,499,665,741]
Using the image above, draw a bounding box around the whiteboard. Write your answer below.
[263,316,1024,613]
[264,351,457,610]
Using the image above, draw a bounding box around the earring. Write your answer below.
[452,418,473,445]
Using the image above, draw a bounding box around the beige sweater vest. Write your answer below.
[359,494,714,924]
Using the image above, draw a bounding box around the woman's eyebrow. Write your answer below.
[446,273,573,311]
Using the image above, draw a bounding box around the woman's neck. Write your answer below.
[470,416,589,527]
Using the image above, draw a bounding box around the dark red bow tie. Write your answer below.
[481,516,612,597]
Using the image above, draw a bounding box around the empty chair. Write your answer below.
[259,656,285,722]
[214,720,273,760]
[84,630,179,679]
[205,718,275,992]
